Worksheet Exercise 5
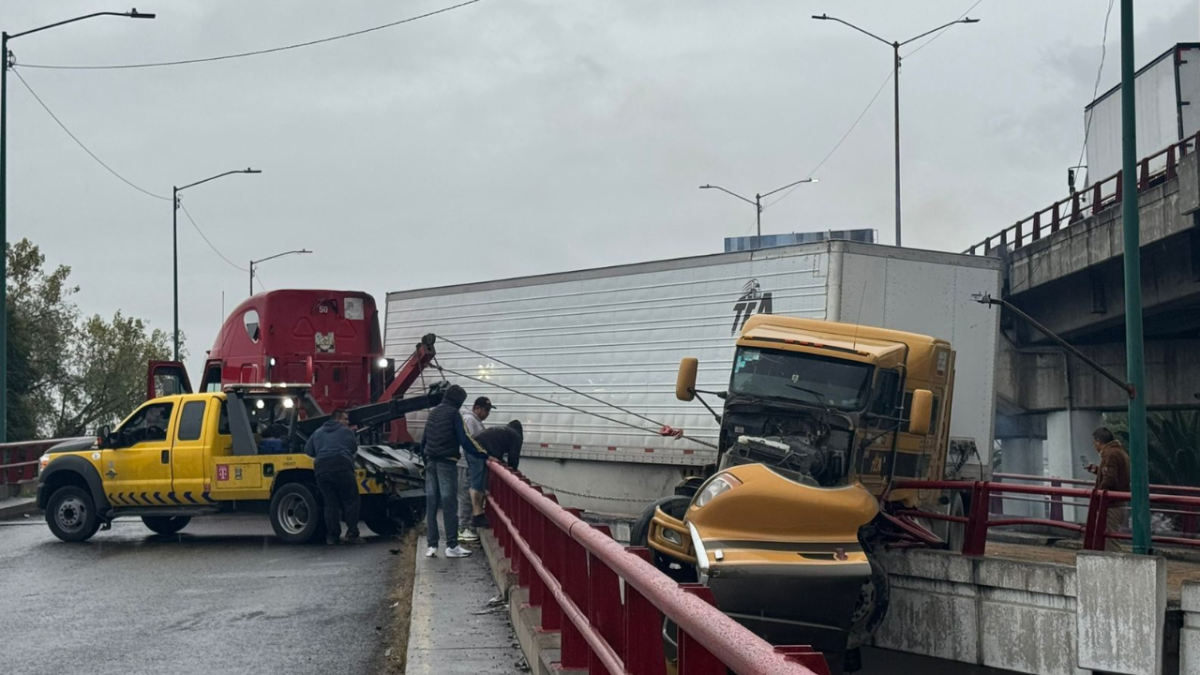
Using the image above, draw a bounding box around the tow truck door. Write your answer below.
[102,401,178,507]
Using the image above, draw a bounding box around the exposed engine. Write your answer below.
[719,413,852,487]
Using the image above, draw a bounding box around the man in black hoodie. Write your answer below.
[420,384,476,558]
[304,409,364,545]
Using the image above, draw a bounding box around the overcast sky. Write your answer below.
[3,0,1198,377]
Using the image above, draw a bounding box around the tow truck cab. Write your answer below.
[37,383,429,544]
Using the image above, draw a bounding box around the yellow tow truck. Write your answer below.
[636,314,956,673]
[36,382,442,543]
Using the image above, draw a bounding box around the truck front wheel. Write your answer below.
[270,483,323,544]
[142,516,191,536]
[46,485,101,543]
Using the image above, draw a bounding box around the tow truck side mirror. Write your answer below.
[96,425,112,448]
[676,357,699,402]
[908,389,933,436]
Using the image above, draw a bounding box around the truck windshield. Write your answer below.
[730,347,873,411]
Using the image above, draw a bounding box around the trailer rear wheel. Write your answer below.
[270,483,322,544]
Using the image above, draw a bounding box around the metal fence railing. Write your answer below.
[965,132,1200,257]
[887,477,1200,556]
[1,439,74,487]
[486,459,830,675]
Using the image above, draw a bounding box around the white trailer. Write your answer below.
[1084,43,1200,186]
[385,241,1002,514]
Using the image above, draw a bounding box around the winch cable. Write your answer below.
[435,364,718,451]
[437,336,715,448]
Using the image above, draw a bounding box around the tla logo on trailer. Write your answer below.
[731,279,773,335]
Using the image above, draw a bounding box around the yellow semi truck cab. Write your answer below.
[644,315,955,673]
[37,384,428,544]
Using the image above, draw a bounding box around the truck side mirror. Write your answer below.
[676,357,698,402]
[96,425,112,448]
[908,389,933,436]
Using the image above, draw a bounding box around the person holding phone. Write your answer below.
[1085,427,1131,551]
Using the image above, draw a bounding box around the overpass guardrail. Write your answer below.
[0,439,75,486]
[965,131,1200,257]
[888,477,1200,555]
[486,459,830,675]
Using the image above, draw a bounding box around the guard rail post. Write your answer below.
[962,481,990,556]
[624,547,668,675]
[1049,479,1064,522]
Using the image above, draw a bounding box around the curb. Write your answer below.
[478,528,585,675]
[0,498,39,520]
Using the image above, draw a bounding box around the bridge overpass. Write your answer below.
[966,132,1200,489]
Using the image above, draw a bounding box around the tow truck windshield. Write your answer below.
[729,347,873,411]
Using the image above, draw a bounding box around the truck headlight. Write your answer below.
[38,453,51,470]
[693,473,742,509]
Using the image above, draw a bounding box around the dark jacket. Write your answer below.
[422,385,474,464]
[304,419,358,473]
[474,423,523,470]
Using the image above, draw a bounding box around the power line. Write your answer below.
[765,69,893,209]
[1076,0,1118,185]
[18,0,488,71]
[11,67,170,201]
[765,0,987,211]
[179,203,249,272]
[1013,0,1115,293]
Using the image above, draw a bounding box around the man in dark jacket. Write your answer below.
[1086,426,1132,551]
[420,384,475,559]
[304,409,363,545]
[474,420,524,471]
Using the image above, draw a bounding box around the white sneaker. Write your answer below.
[445,545,473,558]
[459,527,480,542]
[425,547,437,558]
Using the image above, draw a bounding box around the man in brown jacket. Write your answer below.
[1086,427,1132,551]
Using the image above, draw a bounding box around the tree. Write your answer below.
[5,238,180,440]
[1105,411,1200,487]
[52,312,176,437]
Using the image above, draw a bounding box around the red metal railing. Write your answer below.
[486,459,830,675]
[890,478,1200,556]
[965,132,1200,257]
[0,439,73,486]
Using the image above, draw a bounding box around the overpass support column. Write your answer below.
[999,437,1044,517]
[1046,410,1104,522]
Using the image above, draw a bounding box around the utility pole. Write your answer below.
[813,13,978,248]
[172,168,261,361]
[1120,0,1151,555]
[0,10,155,441]
[893,41,901,248]
[700,179,818,250]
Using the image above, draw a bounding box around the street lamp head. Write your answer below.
[127,9,156,19]
[699,184,714,189]
[809,178,820,184]
[812,14,830,20]
[961,17,980,24]
[244,168,262,174]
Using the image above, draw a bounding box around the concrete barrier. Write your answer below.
[1076,552,1167,675]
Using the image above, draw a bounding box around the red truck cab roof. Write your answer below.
[199,290,386,413]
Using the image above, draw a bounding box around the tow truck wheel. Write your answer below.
[363,510,400,536]
[270,483,322,544]
[142,516,191,536]
[46,485,101,543]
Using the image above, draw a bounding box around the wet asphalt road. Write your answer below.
[0,513,400,675]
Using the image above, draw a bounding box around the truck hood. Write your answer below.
[47,437,97,454]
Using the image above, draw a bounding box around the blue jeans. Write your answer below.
[426,460,459,548]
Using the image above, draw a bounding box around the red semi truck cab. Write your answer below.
[199,290,389,411]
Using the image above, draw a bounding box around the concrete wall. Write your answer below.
[874,549,1178,675]
[517,457,690,517]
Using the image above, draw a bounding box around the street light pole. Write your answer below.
[173,168,261,361]
[249,249,312,296]
[1119,0,1150,555]
[0,9,155,442]
[701,178,818,250]
[813,13,979,248]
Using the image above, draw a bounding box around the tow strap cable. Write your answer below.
[432,337,718,451]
